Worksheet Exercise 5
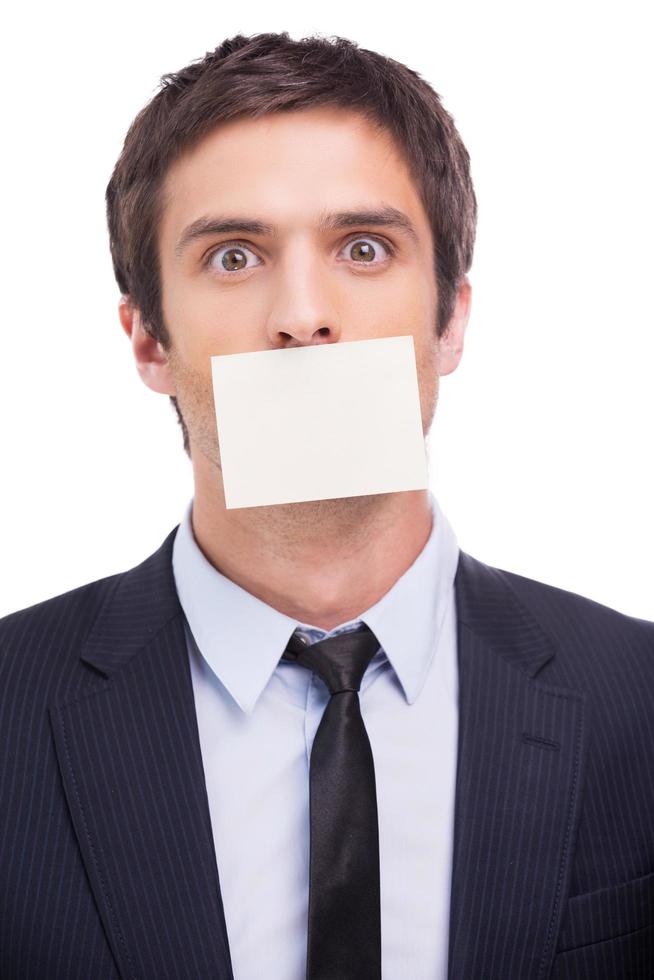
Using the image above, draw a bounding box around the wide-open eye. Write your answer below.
[339,237,392,265]
[206,243,262,273]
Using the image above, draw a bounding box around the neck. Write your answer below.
[189,452,434,632]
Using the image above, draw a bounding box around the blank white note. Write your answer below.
[210,335,428,509]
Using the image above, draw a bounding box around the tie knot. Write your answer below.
[282,624,380,695]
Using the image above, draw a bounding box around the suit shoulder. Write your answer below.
[455,555,654,713]
[1,527,180,740]
[489,559,654,661]
[0,570,123,662]
[0,524,180,658]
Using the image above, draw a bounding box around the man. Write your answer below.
[1,31,652,980]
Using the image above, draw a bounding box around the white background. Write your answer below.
[1,0,652,619]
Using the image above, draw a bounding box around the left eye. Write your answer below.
[341,238,391,264]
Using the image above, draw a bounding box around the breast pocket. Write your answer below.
[550,870,654,979]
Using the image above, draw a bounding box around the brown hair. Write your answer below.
[106,32,477,455]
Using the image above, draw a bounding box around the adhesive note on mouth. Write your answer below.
[210,335,429,509]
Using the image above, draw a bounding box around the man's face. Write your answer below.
[154,106,465,469]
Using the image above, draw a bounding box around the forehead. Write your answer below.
[159,106,430,247]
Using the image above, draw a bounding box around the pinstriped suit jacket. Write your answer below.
[1,526,653,979]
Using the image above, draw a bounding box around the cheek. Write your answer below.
[383,265,435,319]
[350,277,430,333]
[165,293,225,365]
[175,284,266,359]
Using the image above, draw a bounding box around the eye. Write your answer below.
[205,242,262,274]
[339,236,393,265]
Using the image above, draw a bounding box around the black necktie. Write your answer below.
[282,624,382,980]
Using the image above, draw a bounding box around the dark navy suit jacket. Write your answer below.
[1,526,653,979]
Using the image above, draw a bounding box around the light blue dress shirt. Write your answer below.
[172,490,461,980]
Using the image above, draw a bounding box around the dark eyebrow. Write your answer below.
[173,206,420,258]
[316,207,419,245]
[174,217,275,257]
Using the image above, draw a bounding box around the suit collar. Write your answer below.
[454,549,557,678]
[80,523,557,685]
[79,525,181,678]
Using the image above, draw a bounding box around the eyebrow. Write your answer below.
[173,206,420,258]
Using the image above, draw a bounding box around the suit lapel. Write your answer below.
[49,528,234,980]
[447,551,589,979]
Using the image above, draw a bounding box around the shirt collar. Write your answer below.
[172,491,459,715]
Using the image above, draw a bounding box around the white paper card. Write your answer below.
[210,335,429,509]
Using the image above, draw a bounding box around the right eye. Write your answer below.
[205,242,262,274]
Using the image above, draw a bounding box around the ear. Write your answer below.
[438,276,472,377]
[118,296,176,396]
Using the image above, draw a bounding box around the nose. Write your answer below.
[265,243,341,347]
